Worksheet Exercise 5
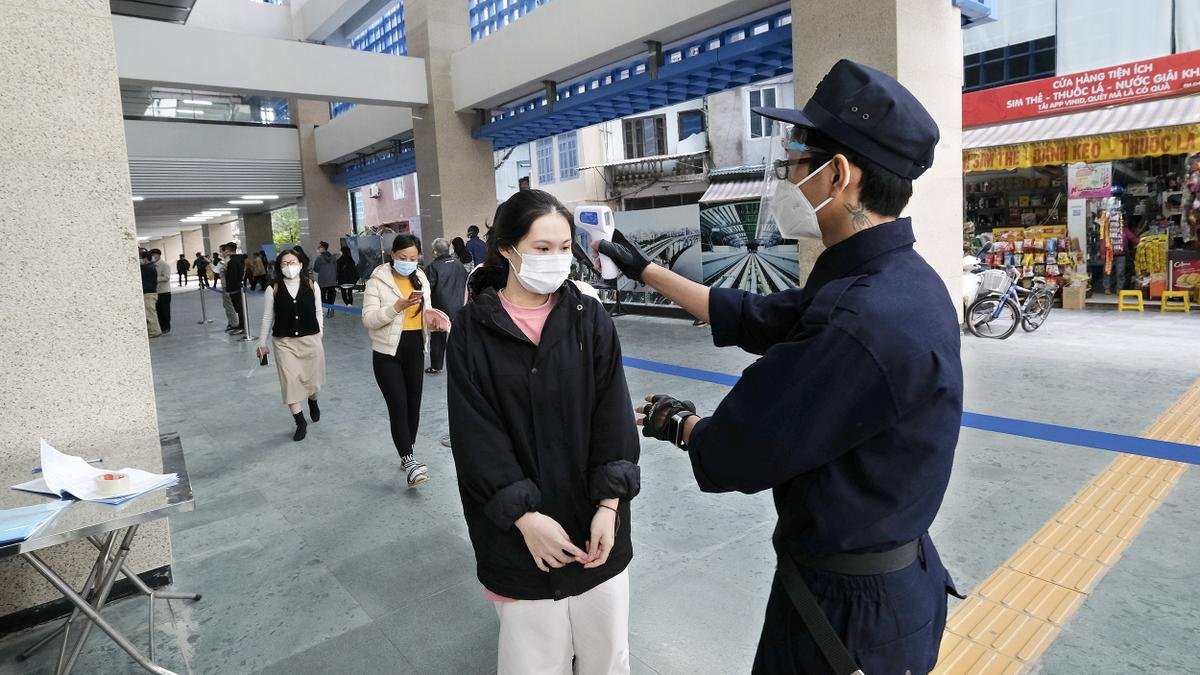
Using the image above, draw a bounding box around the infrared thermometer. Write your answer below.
[574,205,620,279]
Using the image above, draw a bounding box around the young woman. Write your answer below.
[448,190,640,675]
[362,235,449,487]
[336,245,358,306]
[255,250,325,442]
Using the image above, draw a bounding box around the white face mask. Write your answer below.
[281,264,301,279]
[769,159,835,240]
[511,249,572,295]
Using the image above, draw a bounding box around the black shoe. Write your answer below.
[231,328,245,336]
[425,368,441,374]
[224,326,235,332]
[293,412,307,441]
[308,398,320,423]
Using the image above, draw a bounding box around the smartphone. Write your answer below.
[260,353,269,366]
[409,291,424,301]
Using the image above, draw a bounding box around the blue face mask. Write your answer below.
[393,260,418,276]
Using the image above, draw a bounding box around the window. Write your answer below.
[748,87,777,138]
[963,37,1056,93]
[391,176,406,199]
[678,109,705,140]
[536,137,555,184]
[622,115,667,159]
[557,130,579,181]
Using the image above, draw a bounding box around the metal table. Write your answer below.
[0,433,200,675]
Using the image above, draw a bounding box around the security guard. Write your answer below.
[599,60,964,674]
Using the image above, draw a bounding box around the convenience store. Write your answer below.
[962,50,1200,306]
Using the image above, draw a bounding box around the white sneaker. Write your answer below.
[401,454,428,488]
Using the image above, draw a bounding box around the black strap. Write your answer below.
[777,552,864,675]
[790,539,919,576]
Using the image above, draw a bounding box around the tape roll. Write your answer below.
[95,472,130,496]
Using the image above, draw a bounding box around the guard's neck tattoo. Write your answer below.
[845,202,873,231]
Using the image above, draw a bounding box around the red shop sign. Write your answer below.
[964,50,1200,127]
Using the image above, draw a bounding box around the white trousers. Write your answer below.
[495,569,630,675]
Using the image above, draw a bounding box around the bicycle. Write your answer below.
[966,268,1057,339]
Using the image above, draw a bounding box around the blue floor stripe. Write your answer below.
[228,288,1200,465]
[621,356,1200,466]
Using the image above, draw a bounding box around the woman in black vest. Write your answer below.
[256,249,326,441]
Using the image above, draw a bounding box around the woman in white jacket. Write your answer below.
[362,234,450,487]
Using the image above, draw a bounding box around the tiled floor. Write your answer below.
[1,290,1197,674]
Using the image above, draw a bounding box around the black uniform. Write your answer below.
[692,219,963,673]
[694,60,963,674]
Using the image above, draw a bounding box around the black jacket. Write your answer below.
[140,262,157,293]
[447,281,640,601]
[336,255,358,285]
[223,254,246,291]
[425,255,468,317]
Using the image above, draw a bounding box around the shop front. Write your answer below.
[962,51,1200,307]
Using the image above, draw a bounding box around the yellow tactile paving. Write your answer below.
[933,378,1200,674]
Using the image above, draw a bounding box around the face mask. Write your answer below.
[769,159,835,240]
[393,260,418,276]
[512,249,572,295]
[281,265,301,279]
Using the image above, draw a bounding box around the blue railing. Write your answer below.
[476,9,792,149]
[470,0,549,42]
[332,2,407,118]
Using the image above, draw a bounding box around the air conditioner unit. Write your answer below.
[368,184,381,198]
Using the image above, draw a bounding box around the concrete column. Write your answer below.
[0,0,171,617]
[295,99,351,251]
[405,0,498,255]
[789,0,963,308]
[242,211,274,256]
[182,228,204,260]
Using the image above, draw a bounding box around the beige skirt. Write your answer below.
[273,334,326,405]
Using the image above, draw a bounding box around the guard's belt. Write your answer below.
[790,539,919,576]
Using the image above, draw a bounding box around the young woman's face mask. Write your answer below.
[511,249,572,294]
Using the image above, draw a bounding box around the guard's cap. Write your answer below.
[754,59,939,179]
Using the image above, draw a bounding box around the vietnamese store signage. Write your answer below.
[963,124,1200,172]
[963,51,1200,127]
[1066,162,1112,199]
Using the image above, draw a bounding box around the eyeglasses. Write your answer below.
[772,152,829,180]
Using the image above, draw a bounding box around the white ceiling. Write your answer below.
[132,197,290,240]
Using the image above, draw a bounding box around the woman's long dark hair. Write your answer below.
[392,234,422,291]
[272,249,312,293]
[469,189,574,298]
[451,237,471,265]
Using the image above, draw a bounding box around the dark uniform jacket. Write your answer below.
[447,281,640,601]
[690,218,963,557]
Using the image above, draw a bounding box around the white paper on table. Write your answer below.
[9,440,178,505]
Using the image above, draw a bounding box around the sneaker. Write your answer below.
[230,328,245,336]
[401,454,428,488]
[406,463,429,488]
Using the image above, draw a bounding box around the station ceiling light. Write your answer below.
[131,196,144,202]
[182,100,213,106]
[228,200,263,205]
[240,195,278,200]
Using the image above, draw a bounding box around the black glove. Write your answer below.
[640,394,698,448]
[598,229,652,283]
